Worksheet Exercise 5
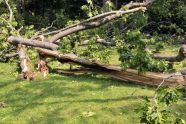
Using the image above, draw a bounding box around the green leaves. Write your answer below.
[81,0,98,17]
[175,118,186,124]
[104,0,114,11]
[148,0,186,34]
[136,87,185,124]
[118,30,168,72]
[156,87,180,106]
[82,38,111,63]
[136,98,169,124]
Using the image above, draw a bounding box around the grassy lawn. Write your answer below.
[0,63,185,124]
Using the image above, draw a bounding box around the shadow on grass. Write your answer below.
[0,73,152,122]
[45,95,149,105]
[0,76,20,88]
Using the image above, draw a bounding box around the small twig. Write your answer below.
[31,22,55,40]
[17,26,23,35]
[130,89,137,96]
[156,72,184,91]
[153,72,185,102]
[0,46,16,55]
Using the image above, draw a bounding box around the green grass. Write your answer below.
[0,63,185,124]
[158,45,186,71]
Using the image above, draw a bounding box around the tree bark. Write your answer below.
[50,7,146,43]
[17,45,34,80]
[153,45,186,62]
[37,48,186,87]
[38,0,156,38]
[8,36,58,50]
[96,39,115,46]
[37,50,49,77]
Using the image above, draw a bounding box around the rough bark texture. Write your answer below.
[96,39,115,46]
[125,0,156,9]
[49,0,156,43]
[37,51,49,77]
[38,48,186,87]
[8,36,58,50]
[18,45,34,80]
[50,7,146,43]
[39,0,155,38]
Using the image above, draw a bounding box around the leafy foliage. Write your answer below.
[156,88,181,105]
[0,1,186,123]
[147,0,186,34]
[81,0,98,17]
[136,87,185,124]
[117,30,169,72]
[81,39,111,63]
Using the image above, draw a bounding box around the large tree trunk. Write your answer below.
[17,45,34,80]
[38,48,186,86]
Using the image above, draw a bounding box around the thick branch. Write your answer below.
[4,53,18,58]
[40,0,155,37]
[17,45,34,80]
[153,45,186,62]
[38,48,186,86]
[79,39,115,46]
[50,7,146,43]
[126,0,156,9]
[8,36,59,50]
[96,39,115,46]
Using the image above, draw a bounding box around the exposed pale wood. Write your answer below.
[38,48,186,87]
[17,45,34,80]
[37,51,49,77]
[125,0,156,9]
[96,39,115,46]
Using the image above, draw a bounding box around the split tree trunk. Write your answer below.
[38,48,186,87]
[17,45,34,80]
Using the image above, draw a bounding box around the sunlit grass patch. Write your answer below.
[0,62,185,124]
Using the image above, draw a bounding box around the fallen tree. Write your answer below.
[3,0,186,87]
[38,48,186,86]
